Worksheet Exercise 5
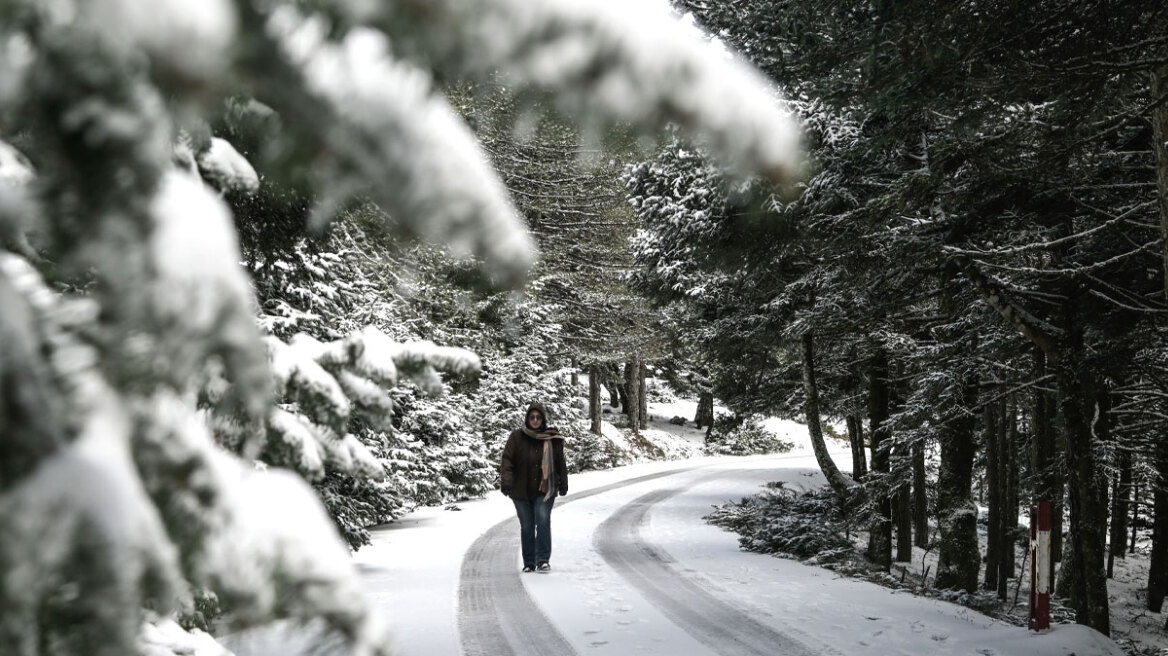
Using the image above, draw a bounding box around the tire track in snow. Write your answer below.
[594,477,824,656]
[458,517,570,656]
[457,466,699,656]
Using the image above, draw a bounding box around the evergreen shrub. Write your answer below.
[703,414,794,455]
[705,485,853,562]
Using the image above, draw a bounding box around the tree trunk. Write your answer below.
[625,358,641,436]
[695,391,714,429]
[1148,57,1168,625]
[1148,439,1168,611]
[1055,348,1111,634]
[913,441,928,548]
[867,348,892,572]
[1131,481,1140,555]
[1090,385,1117,582]
[589,365,602,435]
[897,434,915,562]
[934,370,980,592]
[999,397,1019,600]
[847,415,867,481]
[984,400,1002,592]
[888,360,911,562]
[622,362,631,413]
[607,367,621,408]
[1057,532,1077,602]
[934,265,981,592]
[1108,445,1131,576]
[638,361,648,430]
[895,481,913,562]
[801,332,856,502]
[1152,63,1168,301]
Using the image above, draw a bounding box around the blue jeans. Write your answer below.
[513,495,556,566]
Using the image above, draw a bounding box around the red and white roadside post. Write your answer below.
[1029,501,1052,631]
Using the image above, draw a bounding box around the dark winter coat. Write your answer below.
[500,404,568,501]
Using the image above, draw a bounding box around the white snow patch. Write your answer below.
[83,0,237,81]
[599,419,632,453]
[206,459,388,650]
[267,408,326,480]
[150,170,255,334]
[0,138,34,185]
[197,137,260,194]
[141,614,233,656]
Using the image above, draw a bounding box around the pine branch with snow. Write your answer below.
[0,0,804,653]
[259,326,482,483]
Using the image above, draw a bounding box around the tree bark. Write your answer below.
[801,332,857,502]
[617,376,630,416]
[625,358,641,436]
[999,397,1019,600]
[934,265,981,592]
[888,360,911,562]
[984,400,1002,592]
[1108,445,1131,576]
[934,370,980,592]
[589,365,602,435]
[1152,63,1168,300]
[913,441,928,548]
[1132,481,1140,555]
[847,415,867,481]
[867,347,893,572]
[695,391,714,429]
[1148,61,1168,624]
[1148,439,1168,611]
[897,431,915,560]
[1057,531,1077,602]
[1055,347,1110,634]
[607,367,621,408]
[638,361,648,430]
[895,486,913,561]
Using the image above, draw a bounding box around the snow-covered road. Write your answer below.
[590,469,825,656]
[348,451,1122,656]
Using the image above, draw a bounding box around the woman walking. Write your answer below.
[500,402,568,572]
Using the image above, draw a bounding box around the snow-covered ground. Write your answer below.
[283,398,1124,656]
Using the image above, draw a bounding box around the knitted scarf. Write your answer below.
[521,425,561,500]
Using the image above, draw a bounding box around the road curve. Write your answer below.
[594,476,823,656]
[456,467,696,656]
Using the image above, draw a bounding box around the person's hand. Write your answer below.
[558,488,567,497]
[501,487,511,497]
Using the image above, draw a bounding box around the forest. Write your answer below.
[633,0,1168,640]
[1,0,1167,654]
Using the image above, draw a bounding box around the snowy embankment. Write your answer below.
[299,398,1124,656]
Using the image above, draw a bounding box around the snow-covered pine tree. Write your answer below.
[456,83,665,437]
[675,0,1168,634]
[0,0,802,654]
